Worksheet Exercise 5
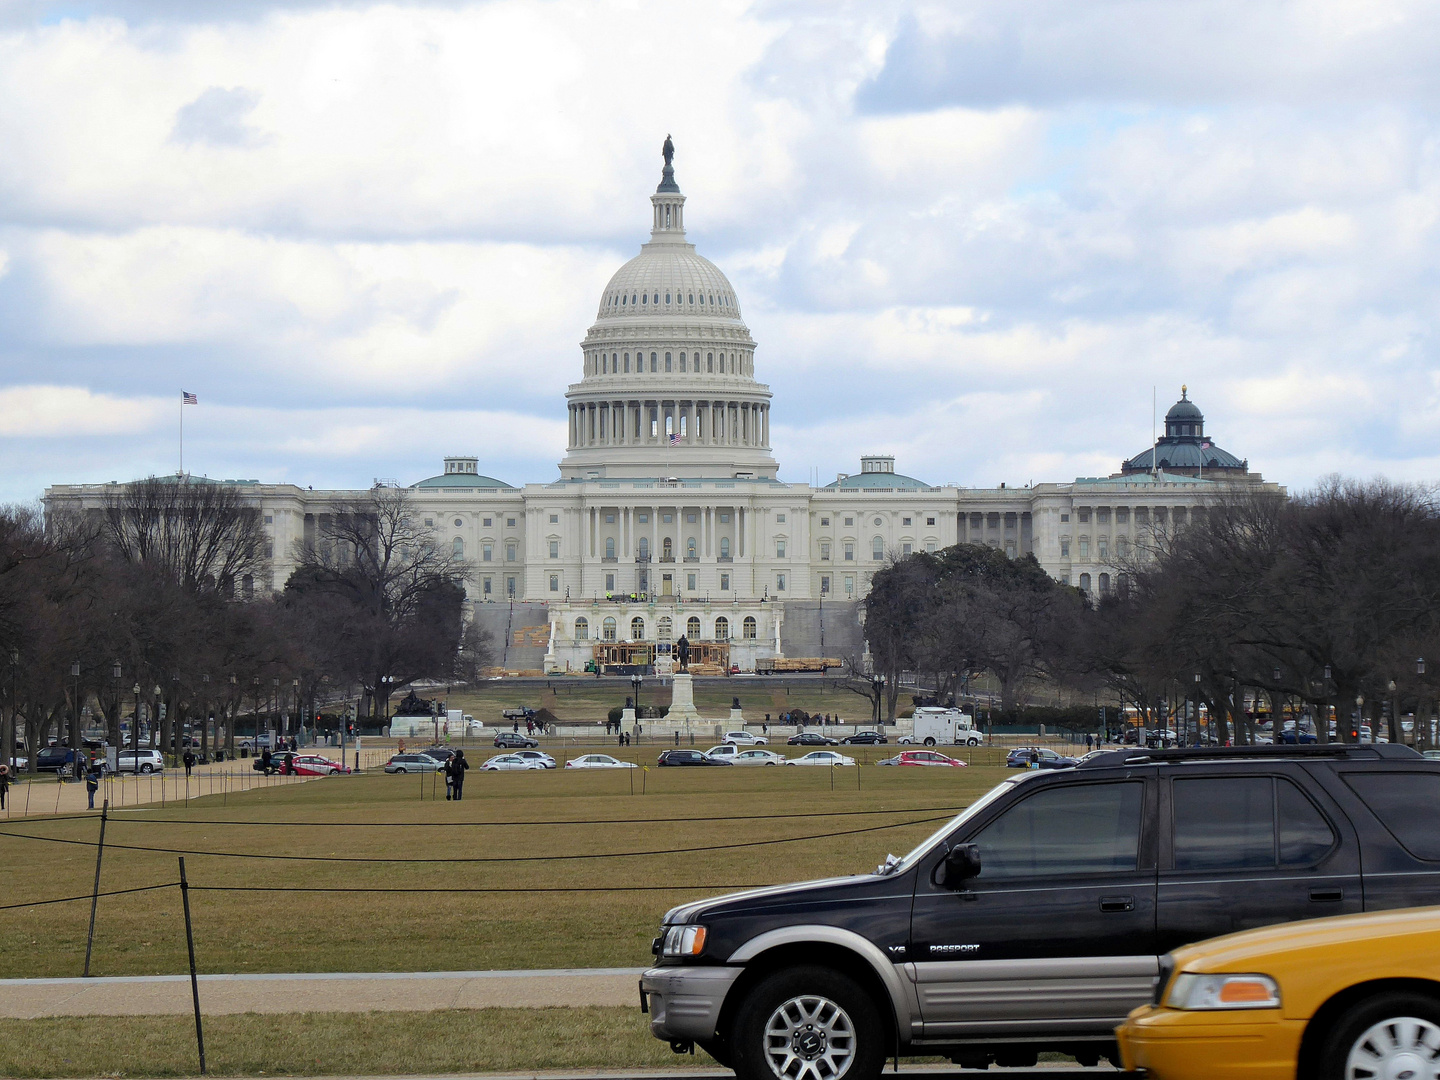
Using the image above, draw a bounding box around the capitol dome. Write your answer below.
[558,139,776,482]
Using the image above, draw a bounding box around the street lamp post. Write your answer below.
[200,674,210,761]
[1355,694,1365,743]
[1322,665,1332,745]
[252,677,261,747]
[292,679,300,745]
[70,662,82,780]
[110,661,121,764]
[1420,658,1429,747]
[132,683,142,773]
[1388,679,1399,745]
[1192,673,1201,748]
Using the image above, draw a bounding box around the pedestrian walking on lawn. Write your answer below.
[0,764,9,810]
[183,749,196,776]
[85,763,100,809]
[448,750,469,800]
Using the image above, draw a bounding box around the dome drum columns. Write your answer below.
[568,399,769,450]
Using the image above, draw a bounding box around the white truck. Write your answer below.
[901,706,982,746]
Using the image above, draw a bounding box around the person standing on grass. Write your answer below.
[449,750,469,800]
[0,764,9,810]
[183,748,196,777]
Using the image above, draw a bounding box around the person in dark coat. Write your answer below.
[448,750,469,800]
[85,762,101,809]
[0,764,9,810]
[183,749,196,777]
[260,747,273,775]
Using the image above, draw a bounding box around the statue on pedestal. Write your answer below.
[676,635,690,672]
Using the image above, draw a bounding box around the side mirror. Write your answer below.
[935,844,982,888]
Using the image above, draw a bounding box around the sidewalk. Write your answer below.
[0,967,648,1019]
[1,760,316,818]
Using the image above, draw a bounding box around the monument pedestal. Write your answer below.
[729,707,744,726]
[622,707,636,727]
[667,674,704,726]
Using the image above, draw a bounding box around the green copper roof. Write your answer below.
[824,470,933,490]
[412,473,514,489]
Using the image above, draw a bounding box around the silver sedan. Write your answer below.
[481,753,546,771]
[786,750,857,766]
[730,749,786,766]
[564,754,638,769]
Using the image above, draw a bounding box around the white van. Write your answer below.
[900,707,982,746]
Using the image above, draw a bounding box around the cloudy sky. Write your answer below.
[1,0,1437,502]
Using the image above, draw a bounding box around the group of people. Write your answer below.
[443,749,469,800]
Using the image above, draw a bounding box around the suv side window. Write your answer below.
[1173,777,1337,870]
[971,781,1143,878]
[1343,772,1440,860]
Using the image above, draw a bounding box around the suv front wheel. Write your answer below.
[731,966,885,1080]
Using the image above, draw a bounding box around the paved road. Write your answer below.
[0,967,648,1019]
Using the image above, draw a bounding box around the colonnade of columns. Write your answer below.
[568,398,770,450]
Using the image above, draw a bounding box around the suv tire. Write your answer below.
[140,763,154,774]
[731,966,886,1080]
[1316,990,1440,1080]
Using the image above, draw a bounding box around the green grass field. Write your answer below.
[0,747,1012,980]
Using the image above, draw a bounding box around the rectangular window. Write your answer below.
[844,517,854,526]
[606,514,615,524]
[820,542,831,561]
[1098,539,1108,559]
[605,572,615,591]
[720,573,730,591]
[720,513,730,523]
[425,518,434,527]
[1060,513,1070,523]
[1079,539,1090,558]
[483,517,492,527]
[925,541,936,553]
[821,517,830,526]
[820,575,830,594]
[483,543,493,562]
[1116,507,1130,524]
[776,573,786,591]
[844,575,854,595]
[549,514,558,523]
[902,517,912,526]
[663,513,672,523]
[973,782,1143,878]
[687,513,697,523]
[506,576,516,598]
[264,540,274,558]
[776,540,786,558]
[549,540,559,559]
[638,514,648,523]
[1060,574,1069,586]
[687,573,697,591]
[844,542,854,561]
[483,577,492,595]
[902,543,913,556]
[1173,778,1274,870]
[1060,539,1070,558]
[549,575,559,592]
[927,517,936,526]
[777,514,786,523]
[507,518,516,527]
[1078,509,1091,523]
[506,543,517,561]
[264,514,274,524]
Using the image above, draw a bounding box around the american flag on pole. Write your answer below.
[182,391,198,405]
[669,432,682,444]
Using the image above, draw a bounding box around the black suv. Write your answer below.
[640,744,1440,1075]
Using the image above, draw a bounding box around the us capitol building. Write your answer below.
[47,143,1281,674]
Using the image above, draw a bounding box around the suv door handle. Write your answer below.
[1309,887,1344,903]
[1099,895,1135,913]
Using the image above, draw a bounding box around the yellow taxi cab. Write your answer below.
[1117,905,1440,1079]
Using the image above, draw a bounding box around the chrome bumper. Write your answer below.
[640,965,744,1042]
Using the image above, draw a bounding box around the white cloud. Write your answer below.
[0,385,167,437]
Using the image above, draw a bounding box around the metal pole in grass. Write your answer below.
[83,800,109,977]
[177,857,207,1074]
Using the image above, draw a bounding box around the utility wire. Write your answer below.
[98,805,959,827]
[0,882,177,912]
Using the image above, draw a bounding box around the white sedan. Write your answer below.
[786,750,857,766]
[481,753,546,771]
[730,749,786,766]
[565,754,638,769]
[513,750,557,769]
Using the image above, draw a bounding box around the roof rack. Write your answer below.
[1076,744,1422,769]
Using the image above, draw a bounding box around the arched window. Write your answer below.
[650,352,657,372]
[707,351,714,372]
[873,536,884,560]
[631,616,645,640]
[687,616,701,639]
[743,616,757,639]
[624,353,630,372]
[662,537,673,559]
[605,537,615,559]
[1098,572,1111,595]
[638,536,649,559]
[452,537,464,557]
[680,352,687,372]
[720,537,731,558]
[687,537,696,559]
[242,574,254,599]
[575,617,589,641]
[658,616,673,641]
[1079,573,1092,594]
[665,352,673,372]
[688,293,694,304]
[602,616,617,641]
[715,616,730,641]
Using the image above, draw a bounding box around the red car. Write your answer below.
[282,754,350,776]
[879,749,967,767]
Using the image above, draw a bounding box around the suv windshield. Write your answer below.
[877,777,1023,875]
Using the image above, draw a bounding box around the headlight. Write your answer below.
[1165,972,1281,1011]
[661,924,708,957]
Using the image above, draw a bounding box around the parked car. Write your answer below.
[494,731,540,749]
[787,731,839,746]
[841,730,888,745]
[786,750,856,766]
[730,749,786,766]
[657,749,731,766]
[287,754,349,776]
[512,750,556,769]
[116,749,165,774]
[1119,905,1440,1079]
[384,753,443,774]
[705,744,740,760]
[1278,721,1318,744]
[35,746,80,773]
[640,742,1435,1074]
[877,749,967,767]
[722,731,767,746]
[481,753,545,771]
[419,747,456,766]
[1005,746,1078,769]
[565,754,637,769]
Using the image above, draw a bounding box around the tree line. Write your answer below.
[0,480,488,774]
[861,477,1440,743]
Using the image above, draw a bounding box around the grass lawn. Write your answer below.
[0,1006,702,1078]
[0,748,1013,980]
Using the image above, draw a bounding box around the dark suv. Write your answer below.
[640,744,1440,1075]
[493,731,539,749]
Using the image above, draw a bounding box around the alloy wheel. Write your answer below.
[762,994,856,1080]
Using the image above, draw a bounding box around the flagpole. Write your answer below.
[180,392,184,478]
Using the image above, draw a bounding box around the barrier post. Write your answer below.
[82,800,109,977]
[178,857,207,1074]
